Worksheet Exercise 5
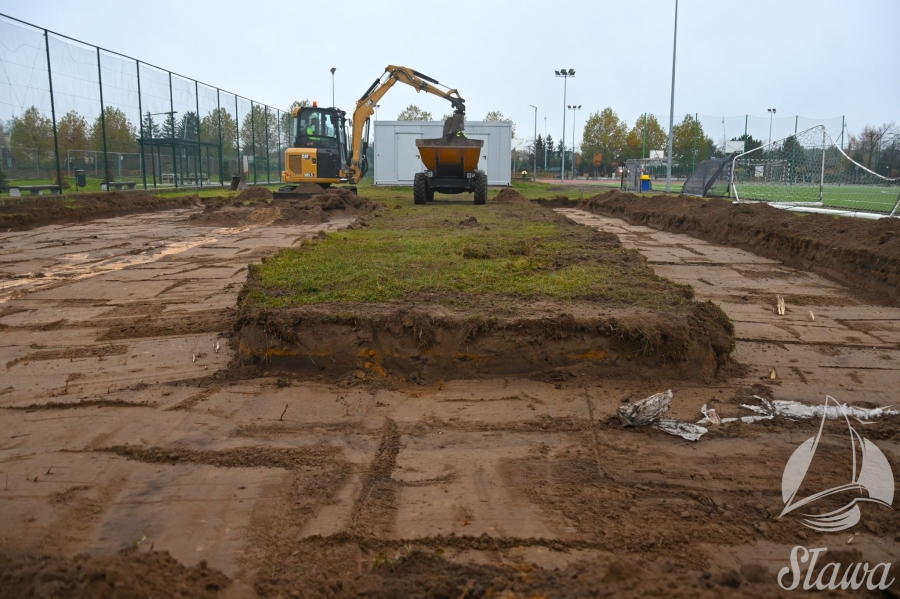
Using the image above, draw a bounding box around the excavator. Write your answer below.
[276,65,487,204]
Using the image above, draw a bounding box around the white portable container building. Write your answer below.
[373,121,511,186]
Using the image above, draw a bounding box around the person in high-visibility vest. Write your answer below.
[306,117,320,141]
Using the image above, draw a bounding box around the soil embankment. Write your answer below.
[0,191,200,230]
[0,187,381,231]
[234,300,734,383]
[577,190,900,305]
[190,187,381,227]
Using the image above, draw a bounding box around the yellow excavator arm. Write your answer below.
[344,65,466,183]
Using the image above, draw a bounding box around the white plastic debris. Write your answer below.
[697,395,900,426]
[807,311,815,321]
[618,390,708,441]
[215,341,220,353]
[776,296,786,315]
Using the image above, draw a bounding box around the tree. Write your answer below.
[9,106,53,163]
[397,105,432,121]
[200,108,237,150]
[534,134,545,169]
[0,162,8,192]
[624,113,667,160]
[159,112,178,140]
[484,111,516,137]
[850,123,897,170]
[56,110,89,162]
[90,107,137,153]
[179,111,200,141]
[141,112,162,140]
[240,104,279,154]
[545,134,555,166]
[289,100,310,112]
[581,108,628,175]
[671,114,714,167]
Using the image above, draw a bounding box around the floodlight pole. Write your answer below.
[330,67,336,107]
[529,104,537,182]
[768,108,777,145]
[665,0,678,193]
[555,69,575,182]
[568,105,581,179]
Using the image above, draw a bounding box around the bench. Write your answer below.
[101,181,137,191]
[8,185,62,197]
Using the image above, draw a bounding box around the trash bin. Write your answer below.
[640,174,652,192]
[75,170,86,189]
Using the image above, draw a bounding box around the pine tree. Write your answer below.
[0,162,8,193]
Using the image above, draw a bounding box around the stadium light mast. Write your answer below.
[665,0,679,193]
[330,67,336,107]
[555,69,575,182]
[568,105,581,179]
[768,108,777,145]
[529,104,538,182]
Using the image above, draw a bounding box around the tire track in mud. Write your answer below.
[348,418,400,535]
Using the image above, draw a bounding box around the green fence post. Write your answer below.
[216,89,223,186]
[792,115,799,185]
[837,115,845,187]
[641,114,646,160]
[43,30,62,194]
[250,101,257,184]
[692,113,697,172]
[96,48,110,187]
[169,72,177,188]
[264,106,271,184]
[276,109,282,181]
[195,80,202,188]
[235,96,241,182]
[743,114,748,152]
[136,61,147,190]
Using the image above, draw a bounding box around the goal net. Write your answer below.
[732,125,900,215]
[623,158,679,192]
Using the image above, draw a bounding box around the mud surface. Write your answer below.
[0,551,231,598]
[190,188,381,228]
[0,191,200,231]
[1,196,899,597]
[578,190,900,304]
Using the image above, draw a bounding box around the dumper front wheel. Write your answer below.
[473,172,487,205]
[413,173,427,205]
[425,184,434,202]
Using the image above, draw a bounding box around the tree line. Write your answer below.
[0,101,314,166]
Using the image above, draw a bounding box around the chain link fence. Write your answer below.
[0,13,290,196]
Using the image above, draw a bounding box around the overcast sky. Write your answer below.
[2,0,897,145]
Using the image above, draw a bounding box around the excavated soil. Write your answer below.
[189,188,382,228]
[0,191,200,231]
[3,190,900,598]
[492,188,528,203]
[0,551,231,598]
[577,190,900,305]
[235,301,735,383]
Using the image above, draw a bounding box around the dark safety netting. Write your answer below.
[682,156,734,197]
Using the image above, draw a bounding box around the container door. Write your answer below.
[395,133,423,182]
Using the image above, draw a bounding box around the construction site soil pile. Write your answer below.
[0,192,199,231]
[0,551,230,598]
[235,199,735,382]
[189,188,382,228]
[492,188,527,203]
[578,190,900,305]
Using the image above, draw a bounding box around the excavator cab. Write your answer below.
[277,106,369,198]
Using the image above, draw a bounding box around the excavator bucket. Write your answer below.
[416,137,483,178]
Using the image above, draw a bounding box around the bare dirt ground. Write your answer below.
[1,196,899,597]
